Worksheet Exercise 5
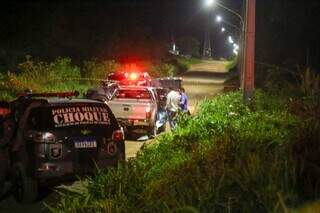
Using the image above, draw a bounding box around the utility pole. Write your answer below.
[243,0,255,102]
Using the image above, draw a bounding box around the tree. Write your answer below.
[176,36,200,57]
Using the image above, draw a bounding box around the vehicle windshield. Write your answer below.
[27,103,114,130]
[113,89,152,100]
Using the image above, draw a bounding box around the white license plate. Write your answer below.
[74,139,97,149]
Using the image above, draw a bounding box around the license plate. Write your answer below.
[74,138,97,149]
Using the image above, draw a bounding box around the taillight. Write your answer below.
[112,129,124,142]
[146,106,151,119]
[33,132,56,143]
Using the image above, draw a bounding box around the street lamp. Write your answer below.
[233,49,239,55]
[216,15,222,22]
[228,36,234,44]
[204,0,244,29]
[221,27,226,32]
[204,0,214,7]
[215,15,240,32]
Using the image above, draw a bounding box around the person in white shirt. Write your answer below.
[165,87,181,129]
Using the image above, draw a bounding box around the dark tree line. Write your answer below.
[0,0,320,71]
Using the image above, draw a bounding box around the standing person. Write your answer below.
[165,87,181,130]
[179,87,190,115]
[0,101,15,196]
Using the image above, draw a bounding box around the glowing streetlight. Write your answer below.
[233,49,239,55]
[221,27,226,32]
[228,36,234,44]
[204,0,215,7]
[233,43,239,50]
[216,15,222,22]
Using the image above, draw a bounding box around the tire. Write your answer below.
[12,163,38,203]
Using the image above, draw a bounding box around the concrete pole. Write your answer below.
[243,0,256,102]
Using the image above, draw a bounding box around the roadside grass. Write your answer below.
[0,57,88,100]
[49,89,320,212]
[0,56,181,100]
[225,56,238,71]
[164,55,203,75]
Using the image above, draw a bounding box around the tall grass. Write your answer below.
[0,56,86,100]
[48,90,319,212]
[0,57,179,100]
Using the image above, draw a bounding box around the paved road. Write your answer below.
[0,59,232,213]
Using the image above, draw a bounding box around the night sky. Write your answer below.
[1,0,320,69]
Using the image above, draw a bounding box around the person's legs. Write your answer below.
[169,111,177,129]
[167,110,175,129]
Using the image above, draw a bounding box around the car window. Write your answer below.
[113,89,151,100]
[27,103,117,130]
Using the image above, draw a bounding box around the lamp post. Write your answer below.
[204,0,255,102]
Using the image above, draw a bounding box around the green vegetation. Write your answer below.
[164,55,202,75]
[48,85,320,212]
[0,56,85,100]
[176,36,201,58]
[225,55,238,71]
[1,55,319,212]
[0,56,182,100]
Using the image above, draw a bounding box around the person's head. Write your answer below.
[0,101,11,118]
[180,87,185,93]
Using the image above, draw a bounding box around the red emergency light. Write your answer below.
[129,72,138,81]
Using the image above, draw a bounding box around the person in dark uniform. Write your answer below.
[0,101,16,196]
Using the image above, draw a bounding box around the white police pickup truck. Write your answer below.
[107,86,162,137]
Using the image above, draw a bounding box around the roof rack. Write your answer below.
[18,91,80,98]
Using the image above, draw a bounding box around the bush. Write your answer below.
[82,59,119,81]
[225,55,238,71]
[149,63,176,77]
[49,90,320,212]
[3,56,84,96]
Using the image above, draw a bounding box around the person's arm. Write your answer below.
[180,94,186,106]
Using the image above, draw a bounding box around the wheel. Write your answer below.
[12,163,38,203]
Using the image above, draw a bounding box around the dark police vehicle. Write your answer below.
[9,92,125,203]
